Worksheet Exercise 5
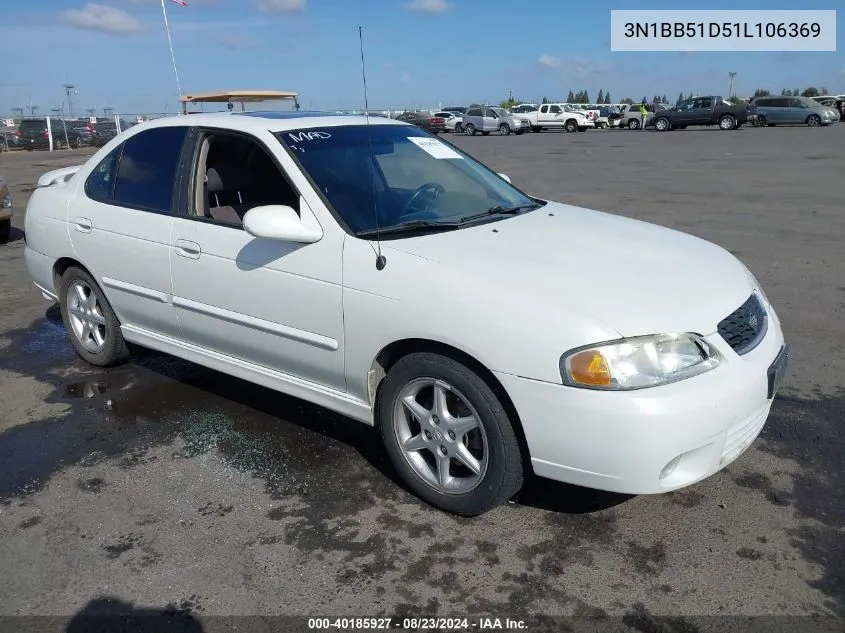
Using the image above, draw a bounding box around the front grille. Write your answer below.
[717,293,768,355]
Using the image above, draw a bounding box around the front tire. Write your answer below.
[0,219,10,243]
[59,266,129,367]
[378,352,525,516]
[455,123,463,133]
[498,123,511,136]
[806,114,821,127]
[654,117,670,131]
[564,119,578,133]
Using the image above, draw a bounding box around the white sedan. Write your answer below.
[433,111,462,132]
[24,112,788,516]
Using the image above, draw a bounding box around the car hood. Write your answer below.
[383,201,754,337]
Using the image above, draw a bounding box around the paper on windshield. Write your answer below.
[408,137,463,160]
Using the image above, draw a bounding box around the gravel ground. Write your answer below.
[0,124,843,631]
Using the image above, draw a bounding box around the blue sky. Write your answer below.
[1,0,842,116]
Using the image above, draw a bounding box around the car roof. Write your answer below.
[123,110,411,134]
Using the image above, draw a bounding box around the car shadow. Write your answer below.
[65,597,204,633]
[2,226,24,244]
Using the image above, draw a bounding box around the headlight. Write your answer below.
[560,333,721,390]
[1,194,11,209]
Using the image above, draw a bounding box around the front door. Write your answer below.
[483,109,498,132]
[67,125,189,339]
[168,128,346,391]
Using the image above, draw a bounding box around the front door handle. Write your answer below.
[73,217,92,233]
[174,239,201,259]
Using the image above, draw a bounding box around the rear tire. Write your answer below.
[58,266,130,367]
[0,219,10,243]
[455,123,463,133]
[628,119,640,130]
[531,125,541,133]
[378,352,525,516]
[465,124,476,136]
[719,114,736,130]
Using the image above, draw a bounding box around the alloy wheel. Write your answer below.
[393,378,489,494]
[66,280,107,353]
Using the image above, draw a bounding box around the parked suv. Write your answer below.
[750,96,839,127]
[19,118,84,150]
[462,107,529,136]
[619,103,668,129]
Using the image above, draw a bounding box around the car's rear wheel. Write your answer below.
[806,114,821,127]
[464,124,476,136]
[455,123,463,133]
[628,119,640,130]
[482,131,490,136]
[531,125,541,133]
[0,219,10,243]
[378,352,525,516]
[73,137,82,148]
[719,114,736,130]
[499,123,511,136]
[59,266,129,367]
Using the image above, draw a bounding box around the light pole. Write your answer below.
[728,72,737,100]
[63,84,77,118]
[103,106,114,118]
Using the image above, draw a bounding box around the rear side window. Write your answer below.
[112,126,188,214]
[85,145,123,203]
[466,109,482,117]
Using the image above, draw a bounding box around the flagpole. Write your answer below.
[160,0,183,110]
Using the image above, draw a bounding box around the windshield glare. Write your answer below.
[277,125,536,235]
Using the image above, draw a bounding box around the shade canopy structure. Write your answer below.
[179,90,299,114]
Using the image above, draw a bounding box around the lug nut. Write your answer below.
[424,430,432,440]
[440,445,448,455]
[448,430,455,440]
[432,415,440,425]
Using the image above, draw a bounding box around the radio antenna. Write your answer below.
[359,25,386,270]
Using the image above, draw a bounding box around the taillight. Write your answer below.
[42,130,49,138]
[15,131,21,137]
[432,117,445,124]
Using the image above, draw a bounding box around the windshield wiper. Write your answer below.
[457,203,541,225]
[356,220,462,238]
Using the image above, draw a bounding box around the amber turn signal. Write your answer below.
[568,350,612,387]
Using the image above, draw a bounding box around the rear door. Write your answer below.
[67,125,190,339]
[764,97,789,123]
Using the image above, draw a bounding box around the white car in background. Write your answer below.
[23,112,787,516]
[433,111,462,133]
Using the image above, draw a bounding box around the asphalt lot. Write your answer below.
[0,126,843,629]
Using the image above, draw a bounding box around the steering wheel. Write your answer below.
[399,182,445,219]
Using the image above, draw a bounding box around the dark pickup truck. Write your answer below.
[651,95,749,131]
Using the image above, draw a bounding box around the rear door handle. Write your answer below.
[174,239,201,259]
[73,217,92,233]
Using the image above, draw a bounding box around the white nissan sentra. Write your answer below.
[23,112,787,515]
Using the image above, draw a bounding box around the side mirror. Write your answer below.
[498,173,511,183]
[243,205,323,243]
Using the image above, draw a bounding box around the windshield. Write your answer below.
[277,124,537,235]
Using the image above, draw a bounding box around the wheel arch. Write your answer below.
[369,337,534,475]
[53,256,87,291]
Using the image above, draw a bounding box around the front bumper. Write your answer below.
[495,305,785,495]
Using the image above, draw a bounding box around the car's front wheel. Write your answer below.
[59,266,129,367]
[378,352,525,516]
[0,219,10,242]
[806,114,821,127]
[654,117,670,131]
[564,119,578,133]
[499,123,511,136]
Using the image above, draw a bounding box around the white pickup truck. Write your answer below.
[525,103,595,133]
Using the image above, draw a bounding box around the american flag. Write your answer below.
[169,0,188,6]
